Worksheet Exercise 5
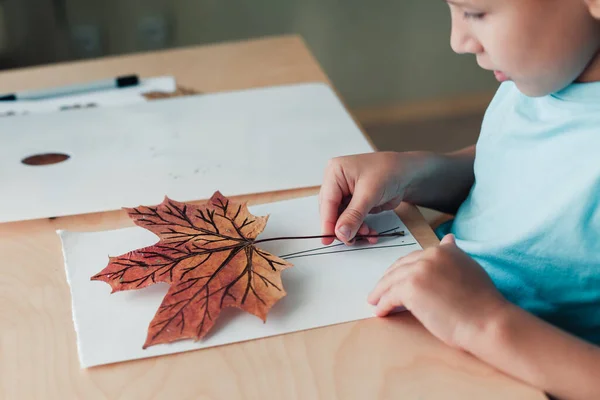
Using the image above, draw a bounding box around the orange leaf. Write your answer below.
[91,191,293,349]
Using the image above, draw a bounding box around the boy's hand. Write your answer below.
[368,234,509,349]
[319,152,422,245]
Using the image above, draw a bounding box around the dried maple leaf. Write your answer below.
[91,191,293,349]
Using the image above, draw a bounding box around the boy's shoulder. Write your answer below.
[484,80,600,125]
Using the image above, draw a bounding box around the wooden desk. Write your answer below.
[0,35,546,400]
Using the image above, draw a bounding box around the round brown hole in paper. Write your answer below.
[21,153,70,166]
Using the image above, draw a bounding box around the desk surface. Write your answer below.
[0,35,545,400]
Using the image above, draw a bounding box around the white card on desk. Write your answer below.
[58,195,420,368]
[0,82,373,223]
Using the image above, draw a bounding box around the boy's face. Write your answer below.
[446,0,600,96]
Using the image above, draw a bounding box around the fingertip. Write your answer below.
[367,288,384,306]
[336,225,353,243]
[319,188,344,243]
[368,226,379,244]
[321,237,334,245]
[321,217,338,243]
[367,292,377,305]
[373,306,388,318]
[372,290,401,318]
[358,223,370,235]
[440,233,456,246]
[336,191,373,242]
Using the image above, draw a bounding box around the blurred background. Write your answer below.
[0,0,499,152]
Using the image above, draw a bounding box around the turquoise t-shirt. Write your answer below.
[436,81,600,344]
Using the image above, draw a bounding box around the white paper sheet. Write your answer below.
[0,82,373,223]
[59,195,421,368]
[0,76,176,117]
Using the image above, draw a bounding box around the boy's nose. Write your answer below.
[450,24,483,55]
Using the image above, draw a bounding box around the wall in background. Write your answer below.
[0,0,68,68]
[1,0,499,110]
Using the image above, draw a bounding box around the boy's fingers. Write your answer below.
[369,258,421,306]
[348,223,370,246]
[366,225,379,244]
[368,267,408,305]
[335,186,374,243]
[358,223,370,235]
[319,183,344,245]
[373,290,404,317]
[440,233,456,246]
[382,251,422,278]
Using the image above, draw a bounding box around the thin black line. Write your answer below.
[377,227,403,235]
[278,226,404,259]
[253,231,403,245]
[279,244,345,259]
[282,242,418,260]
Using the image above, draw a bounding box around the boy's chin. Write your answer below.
[515,75,583,98]
[513,81,556,98]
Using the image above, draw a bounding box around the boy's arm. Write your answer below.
[404,144,476,215]
[368,235,600,400]
[470,303,600,400]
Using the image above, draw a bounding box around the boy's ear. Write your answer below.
[585,0,600,19]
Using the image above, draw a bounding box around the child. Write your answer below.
[319,0,600,398]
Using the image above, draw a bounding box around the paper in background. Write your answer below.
[0,75,176,118]
[0,82,373,223]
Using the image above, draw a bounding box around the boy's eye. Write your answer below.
[463,11,485,20]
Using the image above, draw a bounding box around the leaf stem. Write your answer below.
[253,231,405,245]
